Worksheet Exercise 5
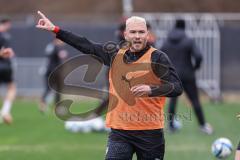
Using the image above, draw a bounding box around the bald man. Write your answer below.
[36,12,183,160]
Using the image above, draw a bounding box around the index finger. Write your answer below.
[37,11,47,19]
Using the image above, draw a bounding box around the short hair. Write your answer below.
[126,16,147,29]
[175,19,185,30]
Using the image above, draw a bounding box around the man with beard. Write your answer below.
[36,11,183,160]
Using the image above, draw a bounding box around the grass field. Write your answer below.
[0,99,239,160]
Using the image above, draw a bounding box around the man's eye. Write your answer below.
[139,31,145,34]
[130,31,136,34]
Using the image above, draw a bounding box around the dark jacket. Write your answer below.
[161,29,202,81]
[0,32,11,70]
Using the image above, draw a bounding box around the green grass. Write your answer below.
[0,99,239,160]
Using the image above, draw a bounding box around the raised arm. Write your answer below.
[36,11,113,65]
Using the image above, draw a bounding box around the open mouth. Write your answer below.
[133,41,142,44]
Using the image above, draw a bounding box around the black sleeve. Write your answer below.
[238,141,240,150]
[190,39,202,70]
[149,50,183,97]
[0,35,10,48]
[56,29,114,66]
[0,37,4,49]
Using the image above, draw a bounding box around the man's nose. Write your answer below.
[135,32,140,38]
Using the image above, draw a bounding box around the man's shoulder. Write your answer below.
[151,48,172,64]
[0,32,5,43]
[0,32,10,47]
[151,48,166,58]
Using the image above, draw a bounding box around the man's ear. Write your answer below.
[146,31,150,40]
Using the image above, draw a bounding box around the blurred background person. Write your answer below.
[0,17,16,124]
[236,141,240,160]
[161,19,213,135]
[39,38,68,113]
[115,16,127,42]
[146,22,157,46]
